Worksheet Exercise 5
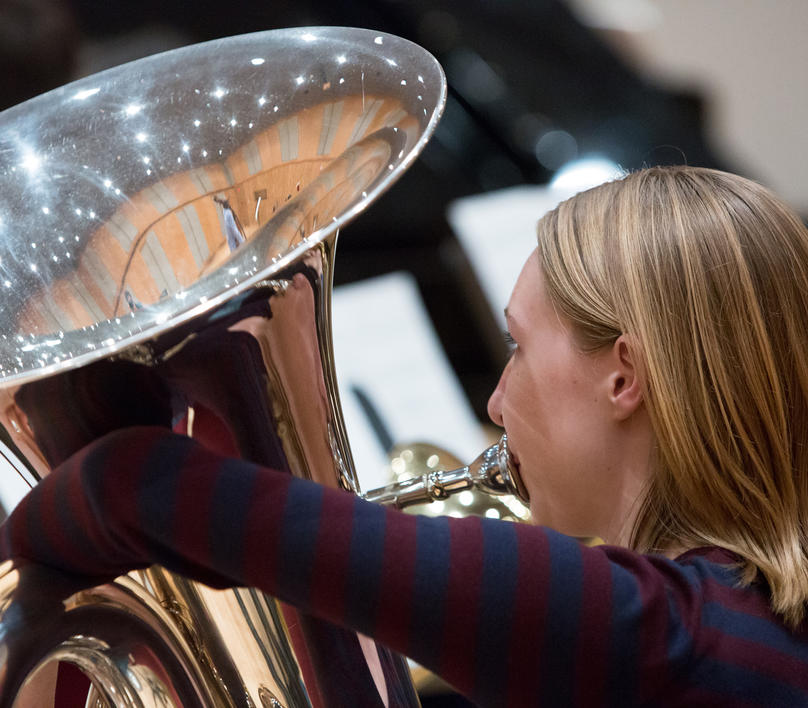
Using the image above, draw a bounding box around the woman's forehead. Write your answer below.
[514,249,541,293]
[506,250,542,322]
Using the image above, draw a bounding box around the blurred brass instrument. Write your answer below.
[0,26,524,707]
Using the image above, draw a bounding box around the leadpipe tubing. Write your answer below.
[362,434,529,509]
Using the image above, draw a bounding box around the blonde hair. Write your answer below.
[537,166,808,627]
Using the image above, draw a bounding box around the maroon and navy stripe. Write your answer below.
[408,514,451,670]
[474,517,520,705]
[7,427,808,706]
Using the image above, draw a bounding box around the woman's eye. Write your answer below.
[504,330,517,356]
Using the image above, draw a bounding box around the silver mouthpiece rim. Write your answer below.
[362,433,529,508]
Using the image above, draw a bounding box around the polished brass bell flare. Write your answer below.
[0,27,447,707]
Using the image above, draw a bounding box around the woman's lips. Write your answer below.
[508,445,521,474]
[507,439,520,467]
[504,440,529,502]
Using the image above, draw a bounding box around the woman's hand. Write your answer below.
[0,426,267,589]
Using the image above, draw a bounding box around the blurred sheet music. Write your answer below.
[333,272,487,491]
[448,185,569,330]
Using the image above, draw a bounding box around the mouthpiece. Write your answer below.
[361,434,529,508]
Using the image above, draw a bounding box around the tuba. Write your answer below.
[0,27,525,706]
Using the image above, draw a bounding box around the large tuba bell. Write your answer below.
[0,26,523,707]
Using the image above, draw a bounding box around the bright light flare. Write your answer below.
[549,157,625,193]
[19,150,42,174]
[73,88,100,101]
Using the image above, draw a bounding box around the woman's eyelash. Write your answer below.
[504,331,517,351]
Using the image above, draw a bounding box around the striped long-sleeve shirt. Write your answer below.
[3,426,808,707]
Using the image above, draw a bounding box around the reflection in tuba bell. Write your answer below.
[0,27,522,707]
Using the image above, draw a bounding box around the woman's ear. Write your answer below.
[608,335,644,421]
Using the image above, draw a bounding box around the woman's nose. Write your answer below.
[487,364,508,427]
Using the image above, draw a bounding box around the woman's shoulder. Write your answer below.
[673,546,742,566]
[672,546,775,619]
[671,546,808,703]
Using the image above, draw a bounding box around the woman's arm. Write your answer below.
[0,426,699,707]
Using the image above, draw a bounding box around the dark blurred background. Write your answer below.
[0,0,746,423]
